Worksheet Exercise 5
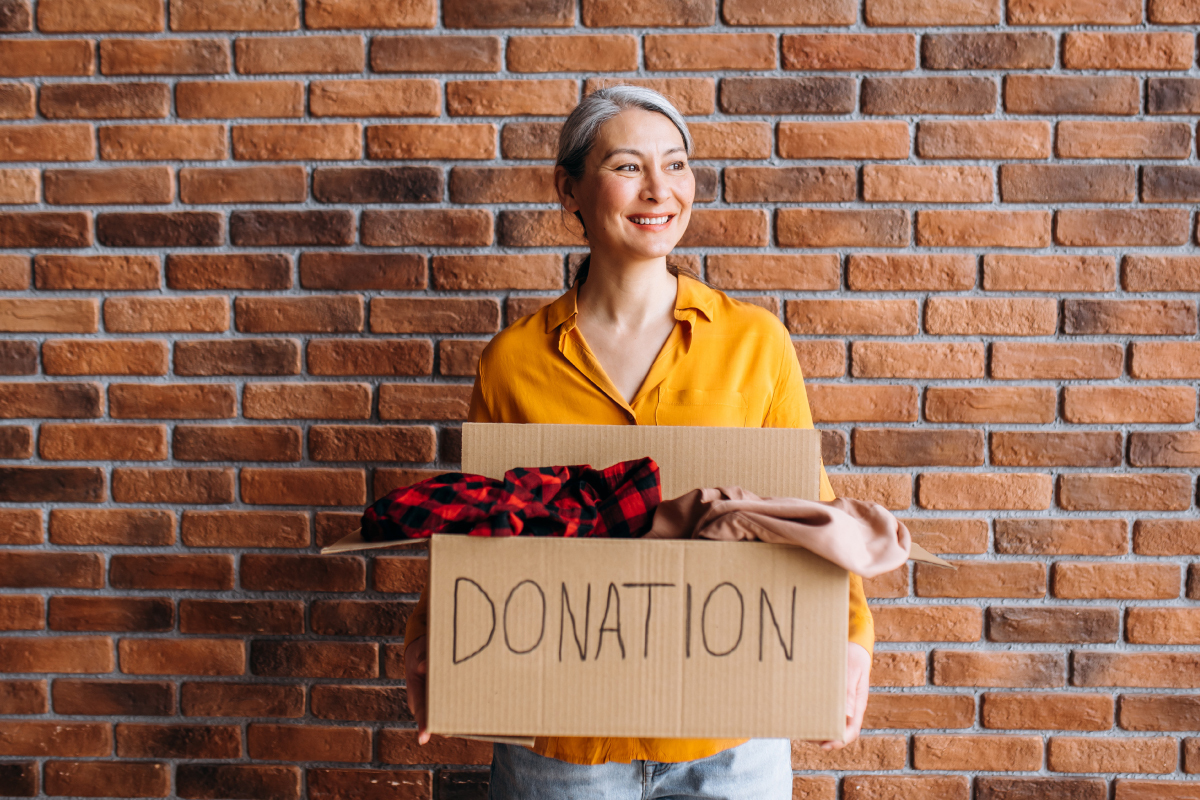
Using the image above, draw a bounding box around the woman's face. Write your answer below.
[557,107,695,264]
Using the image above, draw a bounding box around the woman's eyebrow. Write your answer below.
[601,145,687,160]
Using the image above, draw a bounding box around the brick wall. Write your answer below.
[1,0,1199,797]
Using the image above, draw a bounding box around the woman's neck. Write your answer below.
[576,252,678,331]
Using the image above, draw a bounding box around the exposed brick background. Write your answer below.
[1,0,1199,797]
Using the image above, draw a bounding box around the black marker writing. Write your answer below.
[759,587,796,661]
[452,577,495,665]
[559,582,591,662]
[503,579,545,655]
[623,583,675,658]
[595,582,625,660]
[701,581,744,657]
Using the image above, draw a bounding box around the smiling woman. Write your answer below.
[402,86,874,800]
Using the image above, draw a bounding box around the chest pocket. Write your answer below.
[655,388,747,427]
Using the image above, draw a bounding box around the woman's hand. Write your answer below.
[404,635,431,744]
[820,642,871,751]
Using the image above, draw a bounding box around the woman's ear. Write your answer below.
[554,165,580,213]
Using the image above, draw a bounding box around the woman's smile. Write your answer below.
[627,214,674,230]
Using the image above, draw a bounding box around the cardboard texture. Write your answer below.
[322,423,949,741]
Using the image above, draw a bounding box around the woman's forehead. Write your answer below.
[594,108,685,153]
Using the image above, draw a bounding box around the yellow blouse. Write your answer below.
[404,273,874,765]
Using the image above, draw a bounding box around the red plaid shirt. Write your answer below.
[361,457,662,542]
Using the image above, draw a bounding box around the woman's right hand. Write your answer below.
[404,635,430,744]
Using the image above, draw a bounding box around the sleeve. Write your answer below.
[767,331,875,657]
[404,365,493,655]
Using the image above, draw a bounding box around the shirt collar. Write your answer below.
[544,271,716,334]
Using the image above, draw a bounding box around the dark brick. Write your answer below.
[310,600,413,637]
[1001,164,1135,203]
[0,761,37,797]
[0,425,32,458]
[988,607,1120,644]
[176,765,300,800]
[0,467,104,502]
[863,77,996,115]
[109,554,234,591]
[310,685,412,721]
[0,341,36,375]
[313,167,442,204]
[976,777,1106,800]
[180,600,304,635]
[0,212,91,248]
[441,426,462,463]
[250,641,378,679]
[922,33,1054,70]
[724,166,855,203]
[444,0,573,27]
[693,165,718,202]
[40,82,169,119]
[229,210,354,247]
[371,35,501,73]
[0,0,31,33]
[1064,299,1196,336]
[0,680,45,714]
[175,339,301,376]
[1148,78,1200,115]
[438,770,489,800]
[0,551,103,588]
[116,723,241,759]
[240,554,365,593]
[719,77,855,114]
[1143,166,1200,203]
[300,252,425,290]
[96,212,222,247]
[1129,432,1200,468]
[167,254,292,291]
[49,596,173,632]
[53,679,175,716]
[174,425,301,462]
[181,683,304,718]
[43,761,169,799]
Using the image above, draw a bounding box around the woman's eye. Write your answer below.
[617,164,638,172]
[668,161,686,170]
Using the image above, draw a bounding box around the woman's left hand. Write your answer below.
[820,642,871,751]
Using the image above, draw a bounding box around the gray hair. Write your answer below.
[556,85,693,180]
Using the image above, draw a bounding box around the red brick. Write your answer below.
[918,473,1052,510]
[1130,432,1200,467]
[783,33,913,71]
[109,554,234,590]
[112,467,234,504]
[438,340,487,377]
[235,35,362,74]
[242,382,369,420]
[41,81,169,119]
[1151,0,1200,21]
[982,693,1112,732]
[1127,608,1200,645]
[0,298,98,331]
[0,425,32,459]
[98,123,226,160]
[33,255,157,291]
[0,551,103,588]
[0,169,37,204]
[0,596,42,631]
[1068,299,1195,336]
[447,79,576,116]
[0,40,94,77]
[0,383,98,420]
[991,342,1122,382]
[363,209,492,247]
[1060,473,1192,511]
[307,339,432,378]
[109,383,236,420]
[298,253,422,292]
[844,775,968,800]
[307,0,434,27]
[372,556,428,594]
[309,424,437,460]
[116,723,240,759]
[174,426,300,463]
[983,255,1115,294]
[232,122,360,160]
[1075,653,1200,688]
[0,681,47,715]
[772,122,902,160]
[0,510,43,546]
[0,123,94,161]
[240,468,367,506]
[311,79,441,117]
[0,82,34,119]
[791,737,907,771]
[866,165,993,203]
[862,694,974,731]
[0,721,112,757]
[431,255,560,293]
[847,254,972,293]
[721,77,855,115]
[582,0,714,26]
[310,600,413,636]
[1002,163,1136,203]
[104,296,228,334]
[988,606,1120,643]
[808,385,919,423]
[645,33,774,71]
[251,641,377,679]
[170,0,298,31]
[854,428,983,466]
[372,298,500,334]
[181,682,303,718]
[1008,0,1141,23]
[1050,736,1175,775]
[917,559,1046,598]
[36,0,160,31]
[373,469,442,498]
[723,0,852,23]
[863,77,996,115]
[181,510,307,548]
[918,120,1050,159]
[119,639,243,677]
[246,724,370,763]
[1053,562,1179,599]
[234,296,361,334]
[1057,209,1190,247]
[180,166,306,204]
[786,300,917,336]
[367,123,495,159]
[991,431,1122,467]
[1058,121,1192,159]
[922,32,1053,69]
[53,680,174,717]
[176,339,303,377]
[1135,520,1200,556]
[0,467,105,503]
[918,210,1050,247]
[43,761,169,798]
[42,340,165,376]
[507,34,637,72]
[39,423,167,461]
[933,651,1063,688]
[372,35,498,73]
[1064,32,1193,71]
[827,473,911,509]
[1120,695,1200,732]
[1063,386,1195,424]
[724,166,854,203]
[378,730,493,766]
[585,77,715,115]
[44,165,172,205]
[852,342,983,379]
[180,600,302,635]
[100,37,229,75]
[872,606,982,642]
[177,80,301,118]
[443,0,571,27]
[871,651,925,687]
[1115,780,1200,800]
[904,518,989,555]
[707,254,838,292]
[777,209,909,248]
[0,636,112,675]
[1006,75,1139,115]
[1124,256,1200,292]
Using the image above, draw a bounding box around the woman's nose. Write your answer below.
[641,167,669,202]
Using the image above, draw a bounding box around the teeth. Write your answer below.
[632,216,669,225]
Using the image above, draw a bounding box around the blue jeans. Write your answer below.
[487,739,792,800]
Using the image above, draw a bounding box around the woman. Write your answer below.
[404,86,873,799]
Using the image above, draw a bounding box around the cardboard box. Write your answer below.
[326,422,946,742]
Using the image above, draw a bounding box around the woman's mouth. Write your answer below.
[628,215,673,229]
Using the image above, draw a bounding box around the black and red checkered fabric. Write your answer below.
[360,458,662,542]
